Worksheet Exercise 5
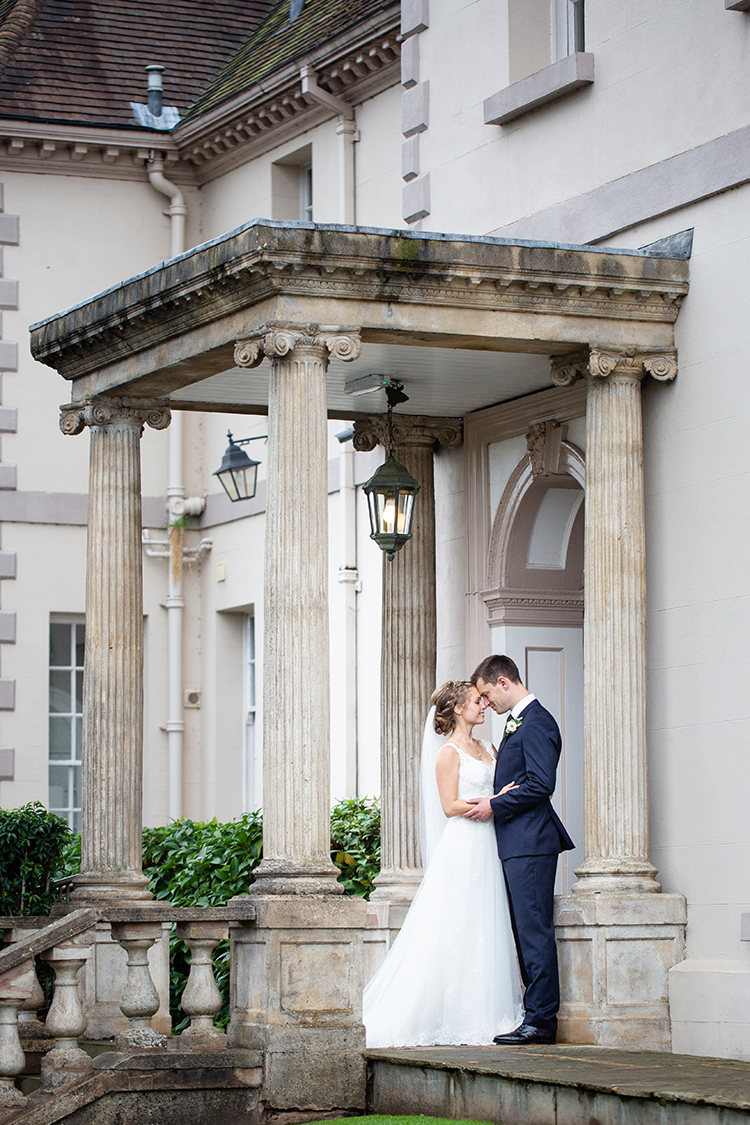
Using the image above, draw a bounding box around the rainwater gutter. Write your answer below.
[300,65,357,224]
[146,152,204,821]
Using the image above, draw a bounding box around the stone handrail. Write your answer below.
[0,901,257,1107]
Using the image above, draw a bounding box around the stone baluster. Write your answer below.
[174,921,229,1045]
[552,348,677,892]
[60,400,170,902]
[39,940,93,1090]
[110,922,168,1049]
[353,415,462,911]
[2,927,50,1042]
[233,325,362,894]
[0,961,35,1107]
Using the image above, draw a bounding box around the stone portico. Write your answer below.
[30,220,690,1109]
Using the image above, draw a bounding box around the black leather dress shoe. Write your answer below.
[493,1024,556,1045]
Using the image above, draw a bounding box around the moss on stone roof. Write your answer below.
[182,0,397,123]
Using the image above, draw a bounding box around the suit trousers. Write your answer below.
[502,853,560,1032]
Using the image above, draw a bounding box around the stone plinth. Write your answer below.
[227,894,367,1112]
[555,892,687,1049]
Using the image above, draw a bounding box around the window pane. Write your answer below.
[49,670,72,713]
[72,764,81,808]
[75,624,86,667]
[75,671,84,712]
[75,718,82,757]
[72,809,81,833]
[50,623,71,667]
[49,764,70,809]
[49,716,72,759]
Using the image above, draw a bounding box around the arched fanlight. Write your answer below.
[362,382,421,560]
[213,431,262,502]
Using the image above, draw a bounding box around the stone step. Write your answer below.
[366,1045,750,1125]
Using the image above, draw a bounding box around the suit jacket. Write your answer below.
[490,698,575,860]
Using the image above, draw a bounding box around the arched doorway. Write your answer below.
[483,423,585,892]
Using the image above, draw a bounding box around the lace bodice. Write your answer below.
[445,740,496,799]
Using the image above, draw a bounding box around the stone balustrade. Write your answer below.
[0,902,255,1105]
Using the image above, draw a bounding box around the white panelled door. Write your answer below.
[489,624,584,893]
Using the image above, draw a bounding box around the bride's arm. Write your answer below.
[435,746,475,817]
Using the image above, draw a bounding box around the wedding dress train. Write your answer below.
[363,742,524,1047]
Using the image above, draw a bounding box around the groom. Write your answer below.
[464,654,573,1045]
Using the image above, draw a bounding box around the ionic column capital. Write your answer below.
[352,414,463,452]
[234,323,362,367]
[60,399,171,436]
[551,347,677,386]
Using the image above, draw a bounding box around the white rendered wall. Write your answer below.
[411,0,750,236]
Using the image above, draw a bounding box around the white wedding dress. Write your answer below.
[363,740,524,1047]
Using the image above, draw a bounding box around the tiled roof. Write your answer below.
[182,0,398,123]
[0,0,276,128]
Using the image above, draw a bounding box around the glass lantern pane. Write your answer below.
[397,492,415,534]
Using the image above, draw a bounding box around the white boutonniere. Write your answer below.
[504,716,522,735]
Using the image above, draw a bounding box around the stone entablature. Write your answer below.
[29,221,689,396]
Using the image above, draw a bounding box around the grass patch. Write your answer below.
[306,1118,494,1125]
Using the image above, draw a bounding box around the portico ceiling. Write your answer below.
[168,341,554,417]
[30,220,689,419]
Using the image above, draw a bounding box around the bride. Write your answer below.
[363,680,524,1047]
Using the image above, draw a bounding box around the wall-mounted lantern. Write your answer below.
[213,431,265,502]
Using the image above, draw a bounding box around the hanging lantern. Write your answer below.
[361,380,420,560]
[213,431,261,502]
[363,453,421,560]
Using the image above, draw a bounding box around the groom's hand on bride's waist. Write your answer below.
[463,797,494,821]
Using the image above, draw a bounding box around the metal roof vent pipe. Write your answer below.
[146,65,164,117]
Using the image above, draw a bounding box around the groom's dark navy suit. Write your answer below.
[490,698,574,1033]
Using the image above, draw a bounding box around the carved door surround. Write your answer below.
[465,381,587,669]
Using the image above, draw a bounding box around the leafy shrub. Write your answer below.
[330,797,381,898]
[0,802,71,916]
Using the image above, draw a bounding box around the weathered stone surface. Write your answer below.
[228,895,367,1112]
[367,1045,750,1124]
[28,222,688,403]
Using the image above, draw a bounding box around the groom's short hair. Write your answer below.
[472,654,521,686]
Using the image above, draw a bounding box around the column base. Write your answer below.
[369,867,423,908]
[572,856,662,894]
[68,872,153,903]
[555,892,686,1049]
[250,859,344,896]
[228,893,366,1112]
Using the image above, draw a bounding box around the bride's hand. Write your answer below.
[499,781,518,795]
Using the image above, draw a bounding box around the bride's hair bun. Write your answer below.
[431,680,474,735]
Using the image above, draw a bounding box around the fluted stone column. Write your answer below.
[353,416,462,909]
[551,349,685,1049]
[234,325,362,894]
[61,400,170,901]
[228,327,367,1114]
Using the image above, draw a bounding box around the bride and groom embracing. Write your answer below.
[363,654,574,1048]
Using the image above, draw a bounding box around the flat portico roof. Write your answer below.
[30,219,689,419]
